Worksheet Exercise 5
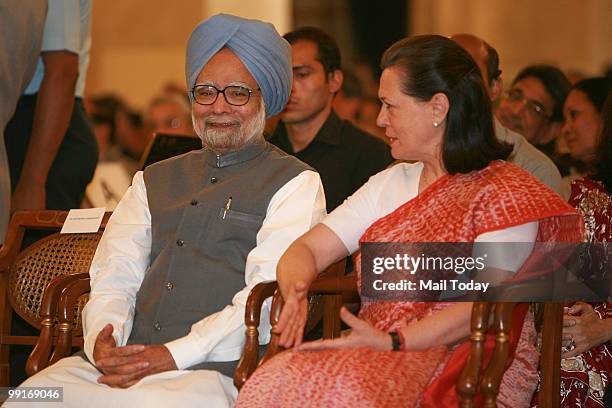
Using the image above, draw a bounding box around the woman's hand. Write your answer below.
[274,280,310,348]
[298,307,392,352]
[562,302,611,358]
[274,224,350,349]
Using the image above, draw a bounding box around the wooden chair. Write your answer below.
[456,302,562,407]
[234,259,351,389]
[19,244,563,406]
[0,210,111,385]
[19,242,348,388]
[236,270,563,407]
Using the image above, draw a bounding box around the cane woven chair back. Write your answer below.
[7,232,101,331]
[0,210,111,386]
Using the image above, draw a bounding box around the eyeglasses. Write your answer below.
[191,84,258,106]
[502,89,551,120]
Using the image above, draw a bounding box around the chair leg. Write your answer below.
[0,344,9,387]
[539,302,563,408]
[0,275,12,387]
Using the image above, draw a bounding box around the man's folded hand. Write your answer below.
[93,324,177,388]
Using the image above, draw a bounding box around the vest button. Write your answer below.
[210,177,218,183]
[166,282,174,290]
[176,239,184,247]
[154,322,162,331]
[190,199,198,206]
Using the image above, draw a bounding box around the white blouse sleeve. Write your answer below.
[473,221,539,273]
[322,163,421,254]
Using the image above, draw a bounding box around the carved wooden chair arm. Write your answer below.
[235,260,353,390]
[26,273,90,376]
[49,275,91,365]
[234,280,278,389]
[253,274,359,383]
[457,302,492,403]
[479,302,516,406]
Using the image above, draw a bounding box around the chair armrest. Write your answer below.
[39,273,90,319]
[234,260,354,389]
[479,302,516,404]
[26,273,90,376]
[309,274,357,295]
[49,275,91,365]
[258,274,359,373]
[234,281,277,390]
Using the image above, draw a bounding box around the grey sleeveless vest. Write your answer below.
[128,140,312,376]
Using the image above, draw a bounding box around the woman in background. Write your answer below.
[549,89,612,407]
[561,77,612,191]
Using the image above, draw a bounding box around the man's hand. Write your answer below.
[274,280,309,348]
[93,324,177,388]
[298,307,392,352]
[562,302,610,358]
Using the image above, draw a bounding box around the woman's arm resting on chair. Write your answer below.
[275,223,349,348]
[299,302,474,352]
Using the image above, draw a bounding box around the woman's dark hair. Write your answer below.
[572,77,612,113]
[593,91,612,191]
[380,35,511,174]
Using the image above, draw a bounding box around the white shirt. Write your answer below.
[323,162,538,272]
[82,169,326,369]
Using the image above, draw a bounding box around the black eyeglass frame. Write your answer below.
[502,89,551,120]
[191,84,259,106]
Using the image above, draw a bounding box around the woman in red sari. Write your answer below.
[236,35,582,407]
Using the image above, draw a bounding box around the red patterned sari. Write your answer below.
[237,161,582,408]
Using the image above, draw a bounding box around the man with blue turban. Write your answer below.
[12,14,325,407]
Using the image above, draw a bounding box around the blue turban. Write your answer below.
[186,14,292,118]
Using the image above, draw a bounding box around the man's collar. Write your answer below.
[273,110,343,150]
[203,139,268,168]
[314,110,342,145]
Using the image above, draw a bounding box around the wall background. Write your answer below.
[411,0,612,85]
[85,0,612,109]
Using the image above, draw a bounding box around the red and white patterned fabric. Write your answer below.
[237,161,582,408]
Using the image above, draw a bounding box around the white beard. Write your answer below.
[193,99,266,153]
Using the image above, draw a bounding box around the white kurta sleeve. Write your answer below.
[82,171,151,364]
[165,170,326,369]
